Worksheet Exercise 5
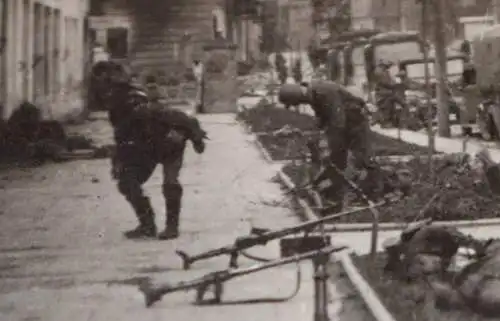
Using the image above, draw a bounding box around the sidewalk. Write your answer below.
[372,125,500,162]
[0,113,369,321]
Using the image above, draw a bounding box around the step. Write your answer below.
[134,26,207,39]
[133,34,177,44]
[133,50,176,60]
[134,42,176,51]
[130,58,177,69]
[133,3,214,16]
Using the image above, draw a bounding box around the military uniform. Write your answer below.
[108,81,207,240]
[374,63,405,127]
[304,80,372,214]
[385,223,484,281]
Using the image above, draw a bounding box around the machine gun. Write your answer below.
[176,201,385,270]
[140,244,347,307]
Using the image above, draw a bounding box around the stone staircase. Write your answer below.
[128,0,221,77]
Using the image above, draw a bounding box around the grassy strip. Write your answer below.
[281,156,500,223]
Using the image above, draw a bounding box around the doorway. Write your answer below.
[106,27,128,59]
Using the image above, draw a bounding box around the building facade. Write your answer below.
[88,0,263,76]
[0,0,89,120]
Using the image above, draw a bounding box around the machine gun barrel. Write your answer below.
[176,202,384,270]
[142,244,348,307]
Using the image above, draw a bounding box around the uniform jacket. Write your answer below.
[305,80,366,129]
[109,83,206,149]
[374,66,397,94]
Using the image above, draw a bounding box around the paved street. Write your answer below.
[0,114,372,321]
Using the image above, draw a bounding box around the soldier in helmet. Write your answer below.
[298,80,372,214]
[373,59,404,127]
[95,62,208,240]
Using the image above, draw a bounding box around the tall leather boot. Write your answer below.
[158,184,182,240]
[124,196,157,239]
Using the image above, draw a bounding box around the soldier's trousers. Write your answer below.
[322,107,371,214]
[113,142,186,231]
[376,93,406,127]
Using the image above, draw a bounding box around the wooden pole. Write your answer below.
[434,0,450,137]
[422,0,435,177]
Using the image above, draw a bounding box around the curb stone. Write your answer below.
[253,136,274,164]
[235,108,343,320]
[238,94,396,320]
[275,147,398,321]
[338,251,397,321]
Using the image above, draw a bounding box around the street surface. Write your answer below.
[0,114,373,321]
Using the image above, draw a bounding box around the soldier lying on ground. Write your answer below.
[383,220,489,282]
[430,238,500,317]
[92,61,208,240]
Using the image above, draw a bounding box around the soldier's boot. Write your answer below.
[124,196,157,239]
[119,181,157,239]
[158,184,182,240]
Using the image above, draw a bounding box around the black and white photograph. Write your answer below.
[2,0,500,320]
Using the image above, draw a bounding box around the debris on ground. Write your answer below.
[353,249,500,321]
[0,102,113,168]
[283,155,500,223]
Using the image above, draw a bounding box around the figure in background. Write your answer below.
[374,60,405,127]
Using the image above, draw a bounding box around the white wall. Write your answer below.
[1,0,88,120]
[461,16,495,41]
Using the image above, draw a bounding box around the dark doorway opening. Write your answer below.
[106,27,128,59]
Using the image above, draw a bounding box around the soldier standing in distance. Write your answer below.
[374,60,403,127]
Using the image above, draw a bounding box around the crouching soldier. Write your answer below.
[98,62,207,240]
[298,80,372,213]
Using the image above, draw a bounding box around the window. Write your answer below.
[106,27,128,59]
[89,0,105,16]
[212,7,227,39]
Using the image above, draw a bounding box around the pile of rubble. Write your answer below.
[0,102,111,165]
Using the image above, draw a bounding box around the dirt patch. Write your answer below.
[282,156,500,223]
[351,253,496,321]
[238,104,434,161]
